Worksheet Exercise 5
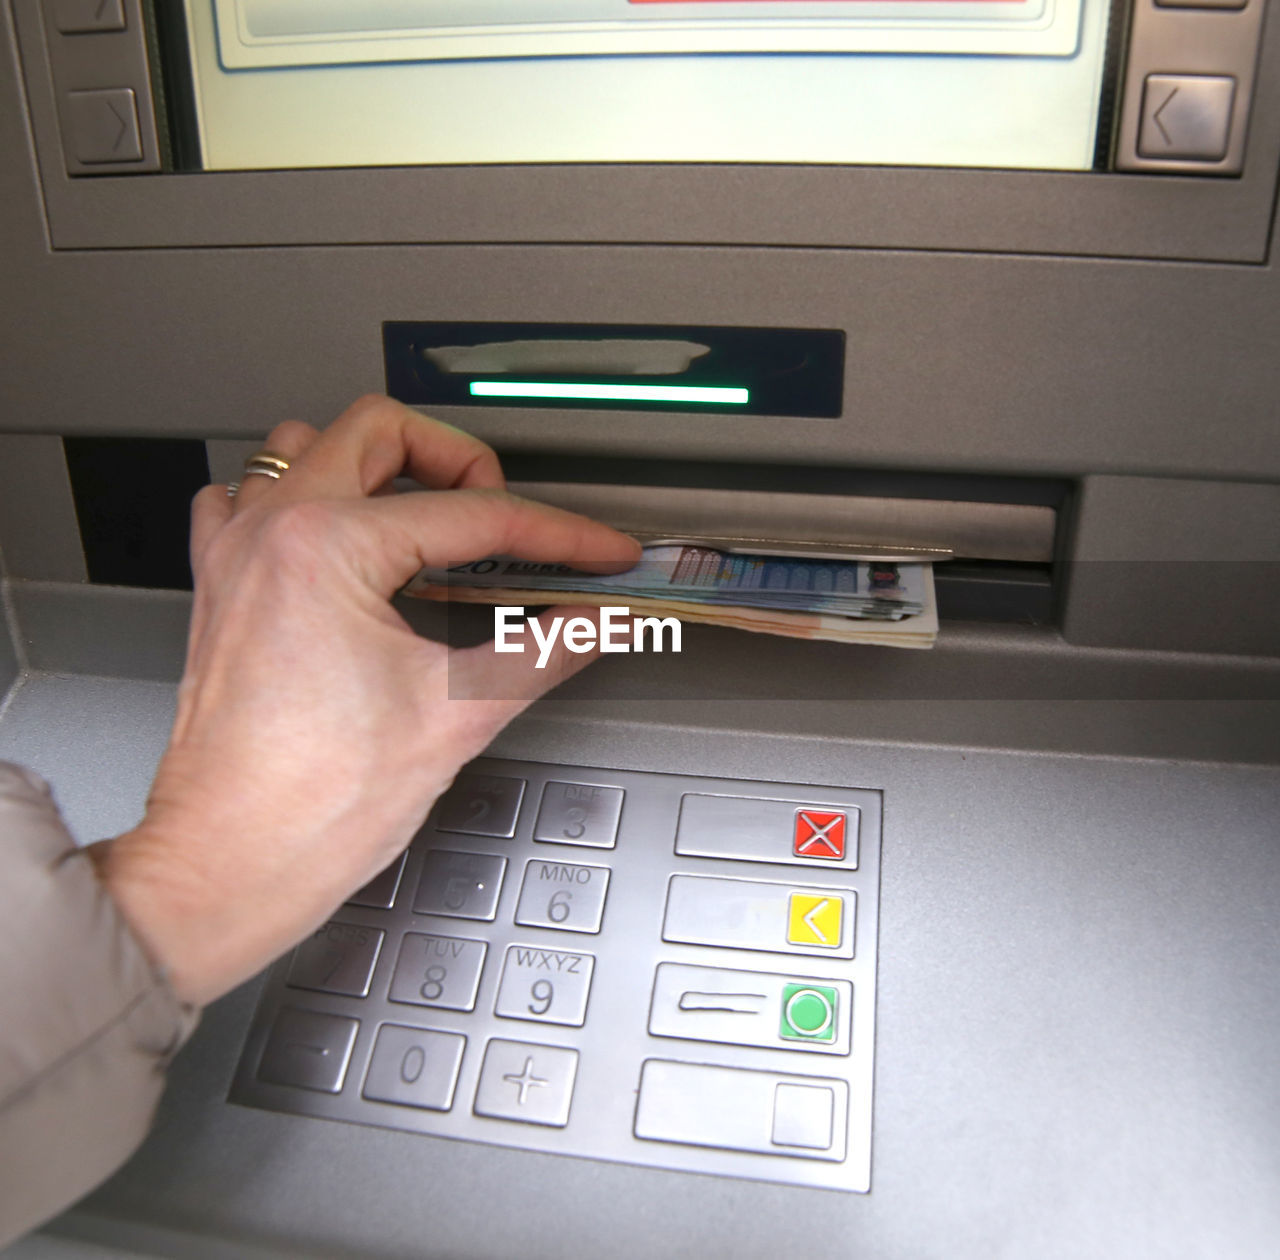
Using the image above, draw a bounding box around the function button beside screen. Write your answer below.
[413,850,506,921]
[474,1039,579,1127]
[1138,75,1236,162]
[53,0,126,33]
[514,859,610,934]
[663,874,856,960]
[64,88,143,164]
[433,773,525,838]
[533,781,625,849]
[257,1008,359,1094]
[675,793,859,869]
[285,921,384,998]
[345,851,407,909]
[495,945,595,1027]
[634,1060,848,1162]
[648,963,851,1055]
[388,933,487,1012]
[362,1025,466,1113]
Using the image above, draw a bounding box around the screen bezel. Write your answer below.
[12,0,1280,263]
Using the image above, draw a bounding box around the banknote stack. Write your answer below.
[405,544,938,648]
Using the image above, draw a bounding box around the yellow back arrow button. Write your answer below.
[787,892,844,947]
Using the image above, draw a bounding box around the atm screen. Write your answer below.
[182,0,1118,171]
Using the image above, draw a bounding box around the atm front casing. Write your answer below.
[0,2,1278,1257]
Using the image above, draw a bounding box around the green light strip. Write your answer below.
[469,381,750,405]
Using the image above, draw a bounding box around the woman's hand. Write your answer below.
[91,395,641,1007]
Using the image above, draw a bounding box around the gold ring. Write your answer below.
[243,450,291,480]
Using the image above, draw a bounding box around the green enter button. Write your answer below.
[780,983,839,1043]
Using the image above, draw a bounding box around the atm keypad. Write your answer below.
[232,758,881,1193]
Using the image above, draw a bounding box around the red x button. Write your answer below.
[793,810,846,860]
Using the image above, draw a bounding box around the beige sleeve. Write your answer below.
[0,762,198,1248]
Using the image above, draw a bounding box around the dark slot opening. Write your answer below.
[63,436,211,590]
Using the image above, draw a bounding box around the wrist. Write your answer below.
[91,825,224,1007]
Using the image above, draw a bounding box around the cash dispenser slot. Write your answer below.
[508,481,1056,564]
[507,480,1060,624]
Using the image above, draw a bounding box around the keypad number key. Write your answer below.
[286,921,384,998]
[495,945,595,1027]
[533,781,625,849]
[388,933,488,1012]
[514,860,610,934]
[434,774,525,838]
[362,1025,466,1113]
[414,850,506,921]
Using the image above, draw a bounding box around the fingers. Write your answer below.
[340,489,642,596]
[447,606,608,709]
[195,420,321,577]
[275,395,505,501]
[190,484,234,577]
[230,419,322,513]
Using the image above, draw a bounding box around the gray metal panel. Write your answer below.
[8,581,189,679]
[0,21,1279,485]
[1063,475,1280,654]
[0,672,174,844]
[3,242,1280,487]
[8,0,1280,261]
[0,692,1273,1260]
[0,436,87,582]
[8,582,1280,759]
[0,8,1276,477]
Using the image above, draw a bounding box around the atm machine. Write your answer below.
[1,2,1278,1257]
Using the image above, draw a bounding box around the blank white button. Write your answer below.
[772,1084,835,1150]
[634,1060,847,1162]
